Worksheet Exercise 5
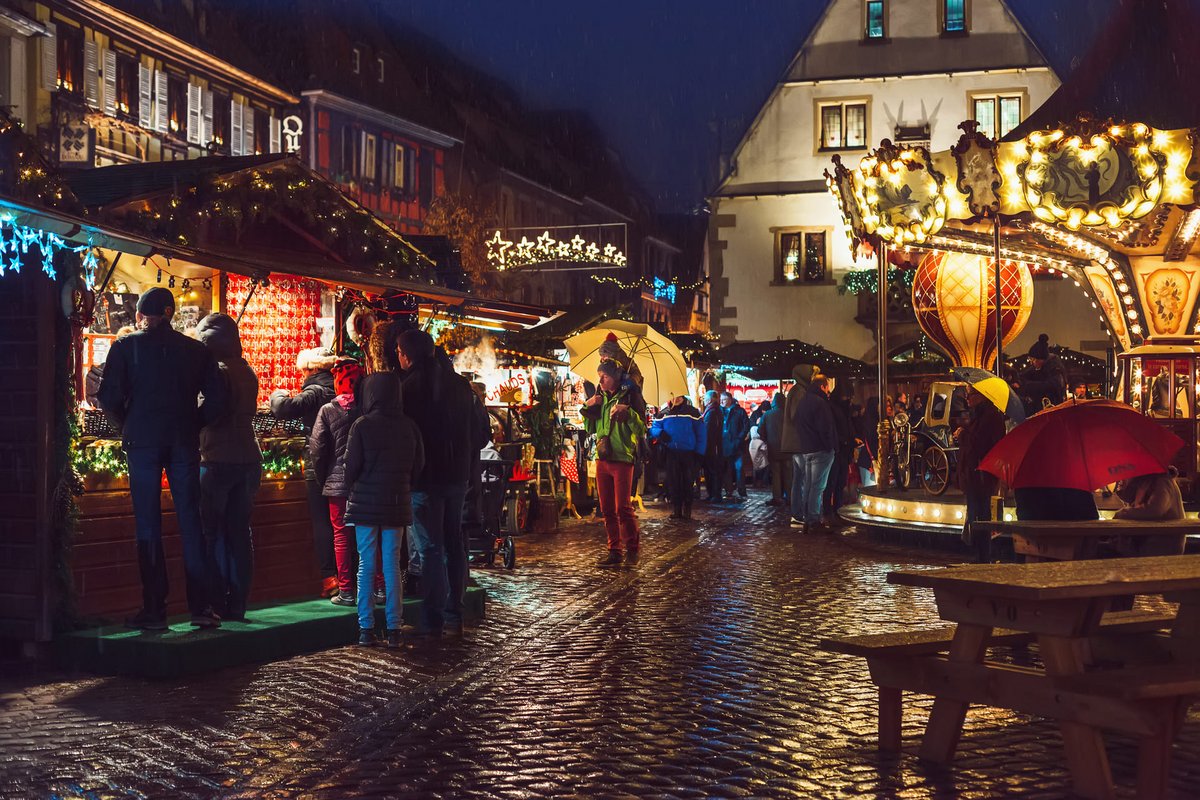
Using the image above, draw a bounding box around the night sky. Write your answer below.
[387,1,1134,211]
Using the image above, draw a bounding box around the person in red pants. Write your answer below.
[312,359,365,605]
[582,360,647,567]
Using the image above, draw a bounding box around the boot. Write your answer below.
[683,503,693,520]
[597,549,623,567]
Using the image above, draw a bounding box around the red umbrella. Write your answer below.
[979,399,1184,491]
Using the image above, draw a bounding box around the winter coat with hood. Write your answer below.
[196,314,261,465]
[1114,469,1185,521]
[311,394,357,497]
[721,402,751,456]
[400,353,476,487]
[270,369,335,480]
[780,363,818,454]
[649,401,705,455]
[344,373,425,527]
[760,393,785,455]
[97,320,227,449]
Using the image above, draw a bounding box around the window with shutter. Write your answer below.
[269,115,281,153]
[40,22,57,93]
[138,63,153,128]
[362,133,376,183]
[201,89,213,145]
[102,49,117,116]
[153,69,168,133]
[187,83,201,144]
[83,40,100,107]
[230,98,243,155]
[242,103,254,155]
[391,144,405,190]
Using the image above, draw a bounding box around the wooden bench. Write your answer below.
[979,519,1195,563]
[819,609,1178,753]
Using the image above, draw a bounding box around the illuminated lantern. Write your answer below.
[911,251,1034,369]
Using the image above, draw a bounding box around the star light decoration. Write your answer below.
[486,229,627,270]
[0,213,98,281]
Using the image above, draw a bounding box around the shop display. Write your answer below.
[225,274,324,404]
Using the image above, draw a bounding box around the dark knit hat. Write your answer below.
[136,287,175,316]
[195,312,242,359]
[1028,333,1050,360]
[597,359,623,382]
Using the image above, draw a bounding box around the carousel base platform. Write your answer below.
[843,486,1200,553]
[55,588,487,679]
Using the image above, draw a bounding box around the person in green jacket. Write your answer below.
[582,360,646,567]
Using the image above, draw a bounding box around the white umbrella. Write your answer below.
[565,320,689,406]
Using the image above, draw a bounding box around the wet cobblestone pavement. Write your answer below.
[3,493,1200,798]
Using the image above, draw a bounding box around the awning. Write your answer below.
[714,340,872,381]
[62,154,467,303]
[423,296,561,333]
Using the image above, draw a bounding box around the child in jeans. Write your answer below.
[311,359,363,606]
[343,373,424,647]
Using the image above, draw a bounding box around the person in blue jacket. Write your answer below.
[650,394,706,520]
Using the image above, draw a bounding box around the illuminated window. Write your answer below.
[865,1,886,40]
[115,52,138,117]
[362,133,377,183]
[972,94,1022,140]
[56,24,83,93]
[392,144,406,190]
[777,231,828,284]
[819,102,867,150]
[351,47,360,75]
[943,0,966,33]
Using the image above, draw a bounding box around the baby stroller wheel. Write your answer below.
[500,536,516,569]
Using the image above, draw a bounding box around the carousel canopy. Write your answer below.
[826,0,1200,358]
[714,339,871,382]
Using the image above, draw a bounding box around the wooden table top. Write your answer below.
[888,554,1200,601]
[983,520,1197,538]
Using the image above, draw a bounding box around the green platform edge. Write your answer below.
[55,587,486,679]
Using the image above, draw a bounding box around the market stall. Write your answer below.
[54,153,465,624]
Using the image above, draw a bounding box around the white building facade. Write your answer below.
[709,0,1110,362]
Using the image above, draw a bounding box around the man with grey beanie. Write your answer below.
[98,287,228,629]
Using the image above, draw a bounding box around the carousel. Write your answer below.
[831,0,1200,536]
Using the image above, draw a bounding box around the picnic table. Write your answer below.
[823,554,1200,800]
[981,519,1195,562]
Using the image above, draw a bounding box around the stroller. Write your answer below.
[467,458,531,569]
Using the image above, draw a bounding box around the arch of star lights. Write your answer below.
[486,229,627,270]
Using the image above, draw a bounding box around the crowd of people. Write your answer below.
[98,287,490,647]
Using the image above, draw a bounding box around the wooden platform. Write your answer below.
[56,588,487,679]
[73,479,319,621]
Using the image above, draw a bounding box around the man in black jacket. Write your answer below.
[790,374,837,533]
[270,347,337,595]
[396,329,476,636]
[97,288,228,629]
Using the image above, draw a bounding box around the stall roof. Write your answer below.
[425,296,561,333]
[62,154,468,304]
[714,340,872,381]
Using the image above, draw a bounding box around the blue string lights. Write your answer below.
[652,277,677,304]
[0,213,96,281]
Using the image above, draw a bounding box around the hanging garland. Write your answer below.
[839,267,915,295]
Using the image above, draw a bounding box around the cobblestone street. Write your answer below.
[3,494,1200,799]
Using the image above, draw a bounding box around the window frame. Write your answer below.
[863,0,887,42]
[166,72,187,138]
[940,0,969,35]
[114,49,138,119]
[391,143,406,192]
[814,97,870,154]
[210,88,230,150]
[55,20,83,94]
[350,47,360,75]
[771,226,834,286]
[968,89,1027,141]
[376,57,385,83]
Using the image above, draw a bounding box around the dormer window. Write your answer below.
[942,0,967,34]
[376,57,385,83]
[351,47,360,75]
[864,1,886,41]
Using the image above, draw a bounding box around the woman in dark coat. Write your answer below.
[344,373,424,647]
[955,388,1007,562]
[311,359,364,606]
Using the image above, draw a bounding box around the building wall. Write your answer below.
[308,104,446,236]
[708,0,1104,356]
